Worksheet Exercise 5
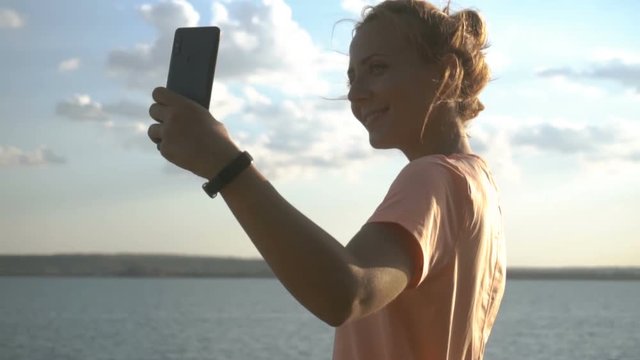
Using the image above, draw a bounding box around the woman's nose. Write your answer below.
[347,78,371,103]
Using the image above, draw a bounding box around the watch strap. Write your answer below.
[202,151,253,198]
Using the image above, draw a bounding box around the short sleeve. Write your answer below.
[367,158,459,288]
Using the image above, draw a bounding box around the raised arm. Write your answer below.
[221,163,415,326]
[147,87,415,326]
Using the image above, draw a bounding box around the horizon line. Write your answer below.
[1,253,638,269]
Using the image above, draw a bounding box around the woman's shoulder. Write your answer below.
[392,155,465,193]
[403,153,485,177]
[396,153,494,194]
[398,155,450,179]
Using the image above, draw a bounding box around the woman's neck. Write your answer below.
[403,136,471,160]
[403,110,472,161]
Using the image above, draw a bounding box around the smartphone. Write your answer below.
[166,26,220,109]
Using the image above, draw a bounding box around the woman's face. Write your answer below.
[348,18,441,155]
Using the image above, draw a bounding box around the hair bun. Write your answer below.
[457,96,485,122]
[451,9,487,50]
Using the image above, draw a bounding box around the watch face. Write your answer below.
[202,182,218,198]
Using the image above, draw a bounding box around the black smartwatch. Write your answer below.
[202,151,253,198]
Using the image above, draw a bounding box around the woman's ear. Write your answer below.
[421,54,460,144]
[441,54,462,101]
[437,53,462,102]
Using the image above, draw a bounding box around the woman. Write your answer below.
[147,0,506,359]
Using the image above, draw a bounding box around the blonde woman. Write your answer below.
[148,1,506,358]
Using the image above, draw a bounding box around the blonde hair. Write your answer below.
[355,0,491,125]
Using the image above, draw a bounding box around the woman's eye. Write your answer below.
[346,63,386,88]
[370,63,387,74]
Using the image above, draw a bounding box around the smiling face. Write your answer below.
[347,18,442,157]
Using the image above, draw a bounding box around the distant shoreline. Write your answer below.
[1,255,639,281]
[505,268,640,281]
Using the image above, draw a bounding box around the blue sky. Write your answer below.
[1,0,639,267]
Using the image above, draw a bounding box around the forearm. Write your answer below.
[220,164,360,326]
[147,87,370,324]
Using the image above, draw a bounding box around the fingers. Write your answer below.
[148,123,162,144]
[149,103,170,123]
[149,87,190,152]
[152,86,186,106]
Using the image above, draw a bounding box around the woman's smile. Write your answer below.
[362,106,390,128]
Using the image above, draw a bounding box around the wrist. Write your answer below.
[202,150,253,198]
[200,143,241,180]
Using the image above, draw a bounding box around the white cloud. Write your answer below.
[105,0,543,182]
[58,58,80,72]
[511,122,619,155]
[107,0,200,89]
[0,8,25,29]
[107,0,351,96]
[55,94,108,121]
[230,30,259,51]
[589,61,640,93]
[465,114,640,185]
[468,119,521,183]
[210,82,245,120]
[210,0,345,96]
[103,100,149,119]
[0,145,66,167]
[104,120,147,133]
[56,96,149,122]
[588,118,640,164]
[591,48,640,64]
[540,75,606,98]
[140,0,199,30]
[56,95,171,124]
[103,82,244,151]
[108,42,163,89]
[476,115,640,176]
[230,96,374,181]
[242,86,271,106]
[537,59,640,94]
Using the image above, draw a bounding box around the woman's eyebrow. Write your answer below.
[347,53,388,77]
[356,52,387,66]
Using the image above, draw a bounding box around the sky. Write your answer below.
[1,0,639,267]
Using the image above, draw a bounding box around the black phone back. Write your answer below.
[166,27,220,109]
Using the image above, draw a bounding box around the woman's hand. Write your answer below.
[147,87,240,180]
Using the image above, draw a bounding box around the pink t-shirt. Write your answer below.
[333,154,506,360]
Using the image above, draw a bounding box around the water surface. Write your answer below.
[1,278,638,359]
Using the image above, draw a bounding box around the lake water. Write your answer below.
[0,278,638,360]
